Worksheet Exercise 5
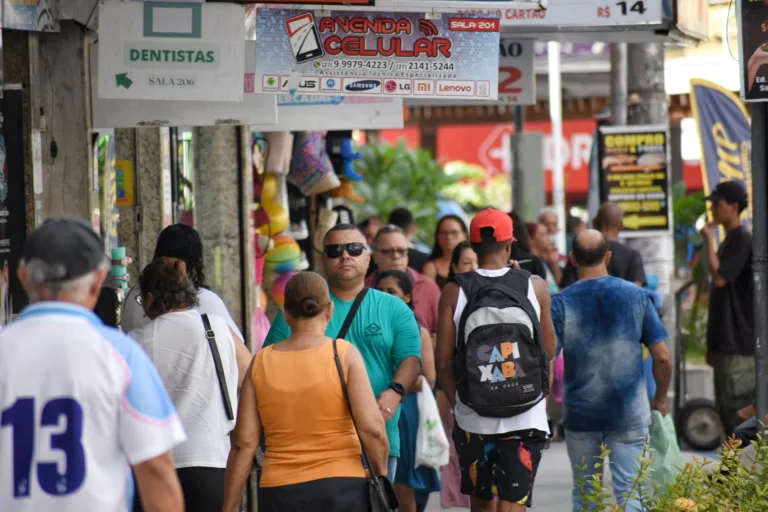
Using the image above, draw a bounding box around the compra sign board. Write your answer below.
[98,1,245,102]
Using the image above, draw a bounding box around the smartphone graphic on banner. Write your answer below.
[285,13,324,64]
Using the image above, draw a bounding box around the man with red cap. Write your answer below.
[436,208,557,512]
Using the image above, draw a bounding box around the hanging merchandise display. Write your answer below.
[285,183,310,241]
[264,235,303,273]
[257,174,290,237]
[289,131,341,196]
[327,131,364,181]
[264,132,295,175]
[270,270,298,307]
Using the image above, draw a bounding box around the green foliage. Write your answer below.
[441,161,511,212]
[578,432,768,511]
[352,138,461,243]
[672,181,708,279]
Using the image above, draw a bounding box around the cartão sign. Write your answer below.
[459,0,664,28]
[91,42,276,129]
[597,125,671,234]
[498,38,534,105]
[98,1,245,102]
[738,0,768,101]
[251,96,404,132]
[255,9,501,100]
[3,0,58,32]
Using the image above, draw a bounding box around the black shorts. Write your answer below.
[133,466,225,512]
[453,424,546,507]
[259,477,369,512]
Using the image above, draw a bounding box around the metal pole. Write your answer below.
[610,43,628,126]
[512,105,525,212]
[548,41,566,254]
[751,102,768,427]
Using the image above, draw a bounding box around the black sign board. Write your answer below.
[597,125,671,234]
[738,0,768,101]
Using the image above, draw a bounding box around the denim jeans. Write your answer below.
[565,427,649,512]
[387,456,398,482]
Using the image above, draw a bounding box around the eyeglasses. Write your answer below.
[377,248,408,258]
[324,243,365,259]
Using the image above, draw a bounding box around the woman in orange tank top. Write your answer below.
[222,272,389,512]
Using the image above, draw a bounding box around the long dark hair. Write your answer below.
[508,211,534,261]
[375,269,414,311]
[153,224,207,289]
[448,241,473,279]
[428,215,468,261]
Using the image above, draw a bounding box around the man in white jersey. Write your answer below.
[436,208,557,512]
[0,218,186,512]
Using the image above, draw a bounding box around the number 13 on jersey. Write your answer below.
[1,397,86,498]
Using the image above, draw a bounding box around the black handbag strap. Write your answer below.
[201,314,235,421]
[336,287,369,340]
[332,338,380,479]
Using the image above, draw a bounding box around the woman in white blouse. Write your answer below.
[130,257,251,512]
[121,224,244,341]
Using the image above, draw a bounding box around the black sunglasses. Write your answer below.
[324,243,365,259]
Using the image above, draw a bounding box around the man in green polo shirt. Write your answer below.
[263,224,422,480]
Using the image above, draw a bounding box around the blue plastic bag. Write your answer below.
[649,411,684,488]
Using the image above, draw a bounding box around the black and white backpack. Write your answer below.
[453,268,550,418]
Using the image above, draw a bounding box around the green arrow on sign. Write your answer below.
[116,73,133,89]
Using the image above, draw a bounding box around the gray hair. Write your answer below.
[538,207,559,221]
[21,258,110,301]
[373,225,406,250]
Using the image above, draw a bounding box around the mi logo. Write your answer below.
[414,80,434,95]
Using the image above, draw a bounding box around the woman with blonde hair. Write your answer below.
[223,271,389,511]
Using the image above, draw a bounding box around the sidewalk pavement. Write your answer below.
[425,441,717,511]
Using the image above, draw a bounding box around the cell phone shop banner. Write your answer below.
[255,9,501,100]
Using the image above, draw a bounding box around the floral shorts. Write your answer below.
[452,424,546,507]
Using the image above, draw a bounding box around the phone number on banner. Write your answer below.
[320,60,457,72]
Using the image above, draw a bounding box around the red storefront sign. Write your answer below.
[380,119,597,195]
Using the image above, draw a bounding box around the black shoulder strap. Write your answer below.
[337,287,369,340]
[201,314,235,421]
[332,338,379,478]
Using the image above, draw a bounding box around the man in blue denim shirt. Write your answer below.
[551,230,672,511]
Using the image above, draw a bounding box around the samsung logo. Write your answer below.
[345,80,380,92]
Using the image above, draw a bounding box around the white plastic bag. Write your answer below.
[415,377,450,469]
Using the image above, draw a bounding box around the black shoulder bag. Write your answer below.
[333,288,399,512]
[201,313,234,422]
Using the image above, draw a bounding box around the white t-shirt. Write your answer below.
[453,267,550,435]
[130,310,238,469]
[0,302,186,512]
[121,285,243,341]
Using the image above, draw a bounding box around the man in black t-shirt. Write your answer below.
[560,203,646,289]
[701,181,754,435]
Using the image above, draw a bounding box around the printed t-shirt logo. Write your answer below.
[365,323,382,337]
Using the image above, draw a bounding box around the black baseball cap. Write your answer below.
[21,217,108,282]
[704,181,748,207]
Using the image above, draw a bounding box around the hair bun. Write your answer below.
[301,296,322,317]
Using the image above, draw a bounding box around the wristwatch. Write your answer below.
[389,382,406,397]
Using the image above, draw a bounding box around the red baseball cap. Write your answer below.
[470,208,515,243]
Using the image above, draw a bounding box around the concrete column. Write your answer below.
[114,127,167,279]
[194,126,249,335]
[36,21,96,221]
